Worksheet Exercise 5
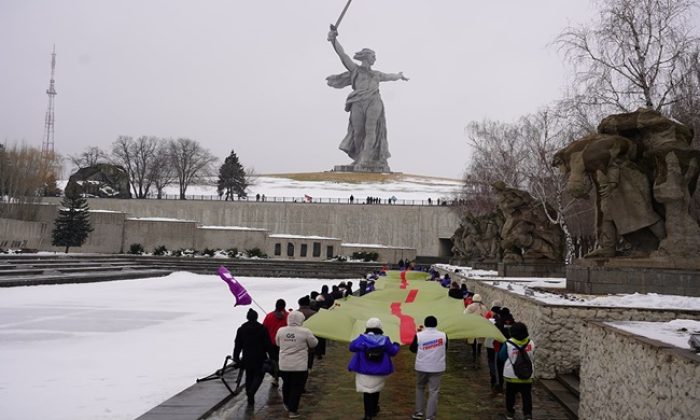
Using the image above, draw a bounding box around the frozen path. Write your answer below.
[0,272,335,420]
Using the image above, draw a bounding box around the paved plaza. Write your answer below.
[212,340,572,420]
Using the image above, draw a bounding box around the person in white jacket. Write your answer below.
[409,316,448,420]
[276,310,318,419]
[464,293,488,362]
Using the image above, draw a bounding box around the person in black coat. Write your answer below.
[233,308,272,407]
[447,282,464,299]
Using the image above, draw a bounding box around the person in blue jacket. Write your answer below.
[348,318,400,420]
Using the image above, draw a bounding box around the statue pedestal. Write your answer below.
[497,262,565,278]
[333,163,391,173]
[567,258,700,296]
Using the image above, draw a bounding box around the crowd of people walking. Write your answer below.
[232,270,534,419]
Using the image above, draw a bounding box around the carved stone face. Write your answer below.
[565,152,591,198]
[353,49,376,65]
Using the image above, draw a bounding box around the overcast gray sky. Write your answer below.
[1,0,598,179]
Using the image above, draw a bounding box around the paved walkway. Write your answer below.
[209,340,572,420]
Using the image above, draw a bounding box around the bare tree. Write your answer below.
[168,138,217,200]
[556,0,699,113]
[670,47,700,220]
[111,136,136,196]
[149,141,176,199]
[0,144,61,219]
[519,108,589,260]
[111,136,159,198]
[464,120,528,189]
[462,105,597,260]
[671,47,700,145]
[461,120,529,216]
[68,146,108,170]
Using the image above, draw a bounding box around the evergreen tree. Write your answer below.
[217,149,248,200]
[52,183,93,253]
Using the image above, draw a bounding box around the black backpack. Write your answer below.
[508,340,533,379]
[365,347,384,362]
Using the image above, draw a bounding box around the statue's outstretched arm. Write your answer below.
[328,30,356,71]
[378,71,409,82]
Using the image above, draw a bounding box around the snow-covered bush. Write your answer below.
[128,243,144,255]
[153,245,169,256]
[245,247,267,258]
[351,251,379,262]
[200,248,216,257]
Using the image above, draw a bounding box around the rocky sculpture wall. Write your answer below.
[451,211,503,262]
[553,108,700,265]
[67,164,131,199]
[492,182,565,264]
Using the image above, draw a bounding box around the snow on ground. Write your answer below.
[607,320,700,352]
[199,225,266,231]
[342,243,411,249]
[0,272,347,420]
[437,264,700,310]
[127,217,197,222]
[237,176,462,202]
[58,175,461,203]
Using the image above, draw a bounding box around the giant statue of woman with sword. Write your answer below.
[326,0,408,173]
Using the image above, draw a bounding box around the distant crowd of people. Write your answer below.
[233,269,534,420]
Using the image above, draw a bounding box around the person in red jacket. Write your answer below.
[263,299,289,386]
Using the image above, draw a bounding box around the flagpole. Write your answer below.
[250,298,267,314]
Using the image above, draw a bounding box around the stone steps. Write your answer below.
[557,373,580,398]
[540,373,580,419]
[0,269,172,287]
[0,254,383,286]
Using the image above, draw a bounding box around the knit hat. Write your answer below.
[246,308,258,321]
[472,294,483,303]
[366,317,382,329]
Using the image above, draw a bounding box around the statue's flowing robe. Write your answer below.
[327,68,390,163]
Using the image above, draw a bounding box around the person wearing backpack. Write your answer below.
[348,318,401,420]
[494,307,515,392]
[498,322,535,420]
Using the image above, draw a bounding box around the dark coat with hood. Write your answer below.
[233,319,271,369]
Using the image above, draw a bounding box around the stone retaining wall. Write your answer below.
[38,197,458,257]
[439,268,700,379]
[579,321,700,419]
[0,218,45,249]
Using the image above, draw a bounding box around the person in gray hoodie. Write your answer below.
[276,310,318,419]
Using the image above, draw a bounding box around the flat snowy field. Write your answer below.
[0,272,342,420]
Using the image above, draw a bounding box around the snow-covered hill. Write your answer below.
[63,173,464,202]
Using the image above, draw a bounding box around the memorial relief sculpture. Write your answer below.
[451,212,503,262]
[553,108,700,260]
[67,164,131,199]
[492,182,565,264]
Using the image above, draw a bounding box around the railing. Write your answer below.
[134,194,464,207]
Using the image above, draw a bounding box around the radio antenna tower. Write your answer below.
[41,45,57,158]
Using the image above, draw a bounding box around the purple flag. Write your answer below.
[217,266,252,306]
